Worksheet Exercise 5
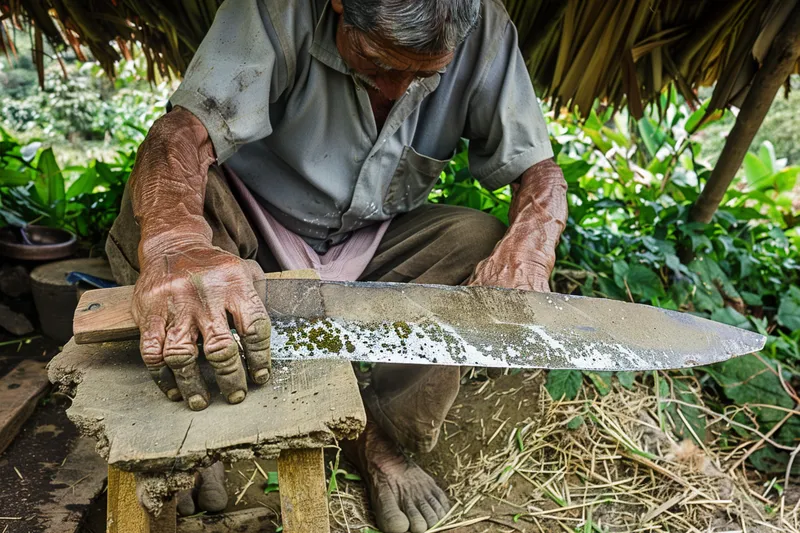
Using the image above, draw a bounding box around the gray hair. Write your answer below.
[342,0,481,53]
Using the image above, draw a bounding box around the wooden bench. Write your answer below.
[49,339,366,533]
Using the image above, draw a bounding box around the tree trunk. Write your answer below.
[690,4,800,224]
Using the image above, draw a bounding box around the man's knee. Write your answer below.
[440,207,506,263]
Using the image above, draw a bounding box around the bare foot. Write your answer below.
[343,421,451,533]
[176,461,228,516]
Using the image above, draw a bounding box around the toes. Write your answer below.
[404,503,428,533]
[197,462,228,513]
[374,489,410,533]
[176,489,196,516]
[433,486,452,512]
[418,500,440,527]
[427,494,447,520]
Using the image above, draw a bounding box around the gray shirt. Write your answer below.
[170,0,553,252]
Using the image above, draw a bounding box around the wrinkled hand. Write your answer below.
[133,238,271,411]
[469,245,551,293]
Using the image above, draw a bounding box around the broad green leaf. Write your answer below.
[36,148,66,221]
[625,265,665,300]
[545,370,583,401]
[616,372,637,390]
[777,286,800,331]
[584,371,613,396]
[710,307,752,330]
[743,152,770,189]
[704,355,793,424]
[758,141,776,175]
[775,167,799,193]
[749,447,800,475]
[66,168,98,199]
[684,100,724,133]
[559,159,592,183]
[567,416,585,430]
[688,257,742,313]
[612,260,629,289]
[0,168,32,187]
[637,118,660,158]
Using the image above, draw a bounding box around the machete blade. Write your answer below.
[265,280,766,371]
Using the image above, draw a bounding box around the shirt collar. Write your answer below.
[309,1,349,74]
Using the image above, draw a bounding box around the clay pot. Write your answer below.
[0,225,78,261]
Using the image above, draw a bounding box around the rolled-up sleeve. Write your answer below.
[464,21,553,191]
[170,0,287,163]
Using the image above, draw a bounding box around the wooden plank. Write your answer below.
[149,496,177,533]
[277,448,330,533]
[108,466,148,533]
[73,270,318,345]
[177,506,276,532]
[73,284,137,344]
[38,437,108,533]
[0,360,49,455]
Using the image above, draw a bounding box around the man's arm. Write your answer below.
[469,159,567,292]
[130,107,272,411]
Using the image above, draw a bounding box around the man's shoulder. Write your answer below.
[452,0,513,70]
[255,0,325,47]
[479,0,514,36]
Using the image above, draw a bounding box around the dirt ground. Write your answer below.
[3,343,798,533]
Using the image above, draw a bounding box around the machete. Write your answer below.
[73,278,765,371]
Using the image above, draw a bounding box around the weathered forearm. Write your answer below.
[469,159,567,292]
[504,159,568,281]
[130,106,216,259]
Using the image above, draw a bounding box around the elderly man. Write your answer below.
[106,0,567,531]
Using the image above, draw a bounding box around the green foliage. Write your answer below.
[545,369,582,400]
[435,92,800,474]
[0,128,134,249]
[1,57,169,146]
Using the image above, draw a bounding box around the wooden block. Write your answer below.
[38,437,109,533]
[73,284,137,344]
[108,466,148,533]
[149,496,177,533]
[73,269,320,345]
[49,339,365,472]
[108,466,178,533]
[0,359,49,455]
[277,448,330,533]
[177,507,276,532]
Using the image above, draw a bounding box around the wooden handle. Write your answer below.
[72,269,320,345]
[73,285,139,344]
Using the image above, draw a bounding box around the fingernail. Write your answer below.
[227,390,246,404]
[188,394,209,411]
[167,388,182,401]
[253,368,270,384]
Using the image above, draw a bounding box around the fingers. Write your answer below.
[198,310,248,405]
[163,318,209,411]
[139,315,182,401]
[230,287,272,385]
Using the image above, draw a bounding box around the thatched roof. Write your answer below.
[1,0,798,118]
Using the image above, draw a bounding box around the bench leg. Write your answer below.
[107,466,177,533]
[277,448,330,533]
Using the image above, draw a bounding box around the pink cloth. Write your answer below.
[225,168,390,282]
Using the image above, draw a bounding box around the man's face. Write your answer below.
[333,5,455,100]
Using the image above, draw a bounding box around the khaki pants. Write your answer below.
[106,166,506,453]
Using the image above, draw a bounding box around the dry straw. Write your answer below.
[330,373,800,532]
